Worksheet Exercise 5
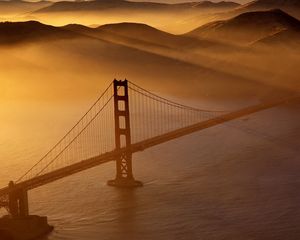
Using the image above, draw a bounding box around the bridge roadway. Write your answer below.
[0,96,298,198]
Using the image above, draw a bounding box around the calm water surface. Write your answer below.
[1,97,300,240]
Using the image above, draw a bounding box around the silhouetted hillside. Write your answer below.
[188,9,300,44]
[65,22,175,42]
[96,22,196,48]
[230,0,300,19]
[0,21,78,44]
[64,22,238,53]
[34,0,239,14]
[239,0,300,11]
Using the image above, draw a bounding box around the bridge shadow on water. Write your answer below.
[112,188,139,239]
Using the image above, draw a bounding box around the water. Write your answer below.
[1,98,300,240]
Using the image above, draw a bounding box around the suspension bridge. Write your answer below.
[0,79,296,218]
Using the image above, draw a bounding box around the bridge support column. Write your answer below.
[8,181,29,218]
[107,79,142,188]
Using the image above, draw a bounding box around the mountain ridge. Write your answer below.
[187,9,300,44]
[0,0,51,15]
[33,0,240,14]
[227,0,300,19]
[0,20,79,44]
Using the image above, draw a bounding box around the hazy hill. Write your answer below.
[0,0,51,15]
[0,20,277,100]
[166,1,240,10]
[187,9,300,44]
[239,0,300,11]
[254,28,300,49]
[27,0,241,34]
[34,0,239,14]
[66,22,177,41]
[64,22,240,55]
[0,21,78,44]
[64,22,200,49]
[229,0,300,19]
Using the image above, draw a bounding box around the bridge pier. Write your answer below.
[0,181,54,239]
[107,79,142,188]
[107,151,142,187]
[8,181,29,218]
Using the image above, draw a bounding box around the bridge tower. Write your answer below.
[8,181,29,217]
[107,79,142,187]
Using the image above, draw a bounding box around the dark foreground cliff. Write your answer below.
[0,215,53,240]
